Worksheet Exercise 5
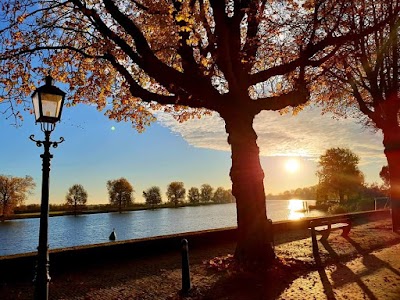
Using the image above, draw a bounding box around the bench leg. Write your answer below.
[319,229,330,241]
[341,225,351,237]
[311,228,318,253]
[320,223,331,241]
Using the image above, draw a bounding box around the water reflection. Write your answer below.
[1,201,325,256]
[288,199,308,220]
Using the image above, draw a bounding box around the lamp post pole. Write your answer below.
[30,132,64,300]
[30,74,66,300]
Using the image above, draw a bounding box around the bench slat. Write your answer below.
[313,223,349,232]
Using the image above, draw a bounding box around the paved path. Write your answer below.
[278,243,400,300]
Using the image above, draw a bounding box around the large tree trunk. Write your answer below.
[382,128,400,231]
[223,112,275,266]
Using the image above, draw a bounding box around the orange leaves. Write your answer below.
[16,13,28,24]
[1,0,381,131]
[302,0,316,11]
[204,254,237,272]
[11,31,24,43]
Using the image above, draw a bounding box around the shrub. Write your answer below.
[328,204,348,215]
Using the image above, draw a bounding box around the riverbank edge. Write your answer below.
[0,209,390,282]
[5,201,229,220]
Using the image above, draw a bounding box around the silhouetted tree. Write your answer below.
[188,187,200,204]
[143,186,162,208]
[362,183,388,200]
[1,0,392,264]
[0,175,35,220]
[212,187,235,204]
[65,184,88,216]
[200,184,213,203]
[107,178,134,213]
[166,182,186,207]
[316,148,364,203]
[316,2,400,229]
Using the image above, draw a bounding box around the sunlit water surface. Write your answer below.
[0,200,324,256]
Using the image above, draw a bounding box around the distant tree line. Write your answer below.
[266,186,318,201]
[63,179,235,214]
[144,182,235,208]
[3,147,389,218]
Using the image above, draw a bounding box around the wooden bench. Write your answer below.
[309,217,351,253]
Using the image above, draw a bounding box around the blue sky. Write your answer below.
[0,97,386,205]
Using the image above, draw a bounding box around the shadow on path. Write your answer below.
[321,239,378,300]
[313,249,336,300]
[344,236,400,278]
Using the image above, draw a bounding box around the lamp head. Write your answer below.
[31,75,65,126]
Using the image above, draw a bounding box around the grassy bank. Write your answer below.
[6,201,229,220]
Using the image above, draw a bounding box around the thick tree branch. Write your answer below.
[105,53,212,109]
[348,75,383,127]
[250,8,399,85]
[208,1,232,78]
[241,1,262,73]
[102,0,217,106]
[69,0,142,62]
[172,1,200,77]
[209,0,248,91]
[252,84,309,113]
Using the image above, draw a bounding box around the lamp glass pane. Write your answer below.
[32,92,41,121]
[41,93,62,118]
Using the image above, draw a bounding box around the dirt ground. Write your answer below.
[1,213,400,300]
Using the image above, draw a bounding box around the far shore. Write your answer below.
[3,201,232,221]
[3,199,321,221]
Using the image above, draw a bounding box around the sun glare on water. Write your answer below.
[285,158,300,173]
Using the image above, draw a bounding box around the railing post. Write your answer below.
[181,239,191,295]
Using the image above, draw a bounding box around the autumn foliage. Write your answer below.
[1,0,396,263]
[0,175,35,219]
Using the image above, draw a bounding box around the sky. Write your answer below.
[0,97,387,205]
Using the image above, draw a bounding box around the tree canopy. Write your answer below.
[0,175,35,219]
[212,187,235,204]
[316,148,364,203]
[65,184,88,215]
[0,0,394,264]
[143,186,162,207]
[200,184,213,202]
[107,178,134,212]
[1,0,389,125]
[187,187,200,204]
[166,181,186,207]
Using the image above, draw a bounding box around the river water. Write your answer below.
[0,200,324,256]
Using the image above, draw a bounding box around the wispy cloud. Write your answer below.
[155,106,386,167]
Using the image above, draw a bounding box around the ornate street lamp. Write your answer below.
[30,75,65,300]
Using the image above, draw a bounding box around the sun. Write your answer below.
[285,159,300,173]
